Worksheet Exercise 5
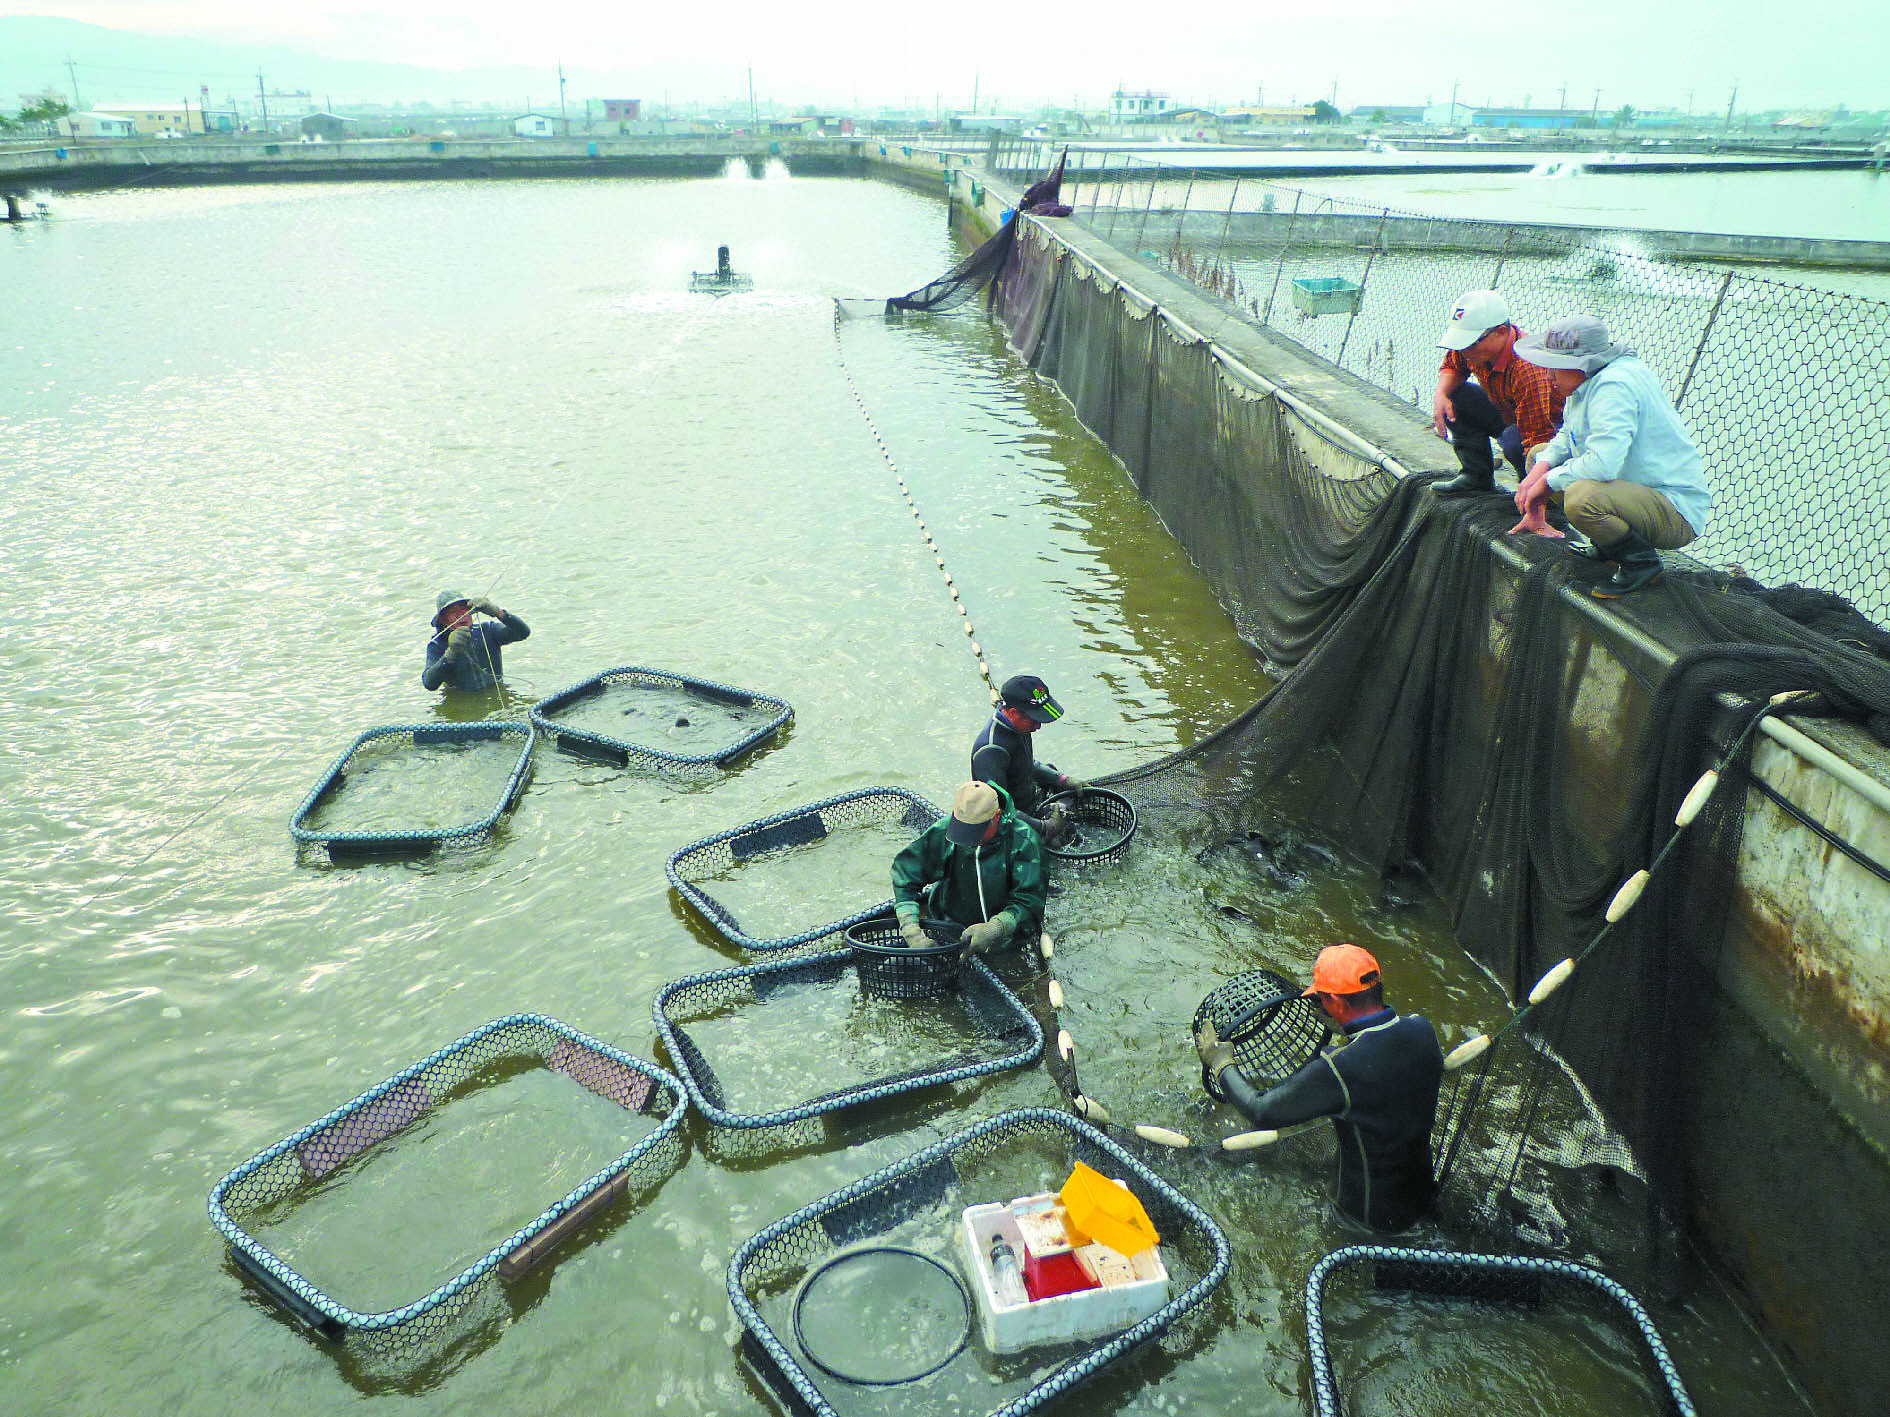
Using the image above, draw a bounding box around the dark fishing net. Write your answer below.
[886,152,1069,315]
[987,226,1890,1291]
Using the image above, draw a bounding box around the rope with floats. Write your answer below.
[1033,692,1805,1153]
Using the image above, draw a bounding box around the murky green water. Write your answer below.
[1,176,1808,1414]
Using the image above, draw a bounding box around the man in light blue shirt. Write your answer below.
[1512,315,1712,597]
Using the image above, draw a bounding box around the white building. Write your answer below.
[65,111,136,138]
[513,113,558,138]
[1110,89,1175,122]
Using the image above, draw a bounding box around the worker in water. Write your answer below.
[1511,314,1712,596]
[1430,289,1564,496]
[891,781,1047,955]
[421,590,530,692]
[1195,944,1443,1233]
[972,674,1085,846]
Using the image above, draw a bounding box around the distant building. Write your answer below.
[602,99,640,122]
[1111,89,1174,121]
[513,113,558,138]
[1350,104,1428,125]
[66,111,136,139]
[948,113,1023,134]
[94,103,193,136]
[1468,107,1593,130]
[1219,104,1317,128]
[300,112,357,141]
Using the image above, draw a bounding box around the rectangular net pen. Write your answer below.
[529,665,793,774]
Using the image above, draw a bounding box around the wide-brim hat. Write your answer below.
[946,781,1001,846]
[1515,315,1634,374]
[433,589,471,627]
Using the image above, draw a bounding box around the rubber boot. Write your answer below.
[1590,530,1665,597]
[1434,437,1499,496]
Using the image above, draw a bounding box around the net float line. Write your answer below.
[833,308,998,701]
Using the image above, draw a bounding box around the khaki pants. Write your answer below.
[1561,480,1697,550]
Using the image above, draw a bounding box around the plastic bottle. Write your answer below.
[988,1234,1029,1306]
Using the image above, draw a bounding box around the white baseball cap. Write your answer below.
[1436,290,1510,351]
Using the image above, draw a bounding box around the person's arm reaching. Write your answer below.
[1546,379,1638,493]
[1221,1053,1348,1131]
[1432,351,1467,439]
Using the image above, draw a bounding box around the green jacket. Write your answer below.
[890,784,1047,936]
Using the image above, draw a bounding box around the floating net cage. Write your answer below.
[1190,968,1332,1102]
[653,948,1043,1163]
[845,918,971,1001]
[729,1108,1230,1417]
[289,721,536,864]
[529,665,792,775]
[1041,788,1138,866]
[1304,1246,1697,1417]
[207,1014,688,1382]
[668,786,943,951]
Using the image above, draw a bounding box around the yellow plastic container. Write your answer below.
[1058,1162,1160,1257]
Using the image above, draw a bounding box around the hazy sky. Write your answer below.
[4,0,1884,112]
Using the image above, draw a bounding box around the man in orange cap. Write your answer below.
[1194,943,1443,1232]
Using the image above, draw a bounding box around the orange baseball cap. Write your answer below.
[1303,944,1382,996]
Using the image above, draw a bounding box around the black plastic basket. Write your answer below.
[529,665,791,775]
[1305,1246,1697,1417]
[729,1108,1231,1417]
[1041,788,1137,866]
[653,951,1042,1163]
[1191,968,1331,1101]
[845,918,968,1000]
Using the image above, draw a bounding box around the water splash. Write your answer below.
[721,157,750,181]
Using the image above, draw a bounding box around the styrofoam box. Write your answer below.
[959,1193,1170,1355]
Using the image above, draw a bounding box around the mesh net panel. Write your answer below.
[652,951,1043,1163]
[668,787,943,950]
[529,666,792,775]
[728,1108,1230,1417]
[207,1015,688,1387]
[1040,788,1138,866]
[984,209,1890,1284]
[289,721,536,864]
[1305,1245,1697,1417]
[1190,969,1332,1101]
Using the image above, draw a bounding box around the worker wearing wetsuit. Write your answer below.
[421,590,530,692]
[1195,944,1443,1232]
[891,782,1047,955]
[972,674,1084,846]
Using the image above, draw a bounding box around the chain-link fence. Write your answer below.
[979,139,1890,624]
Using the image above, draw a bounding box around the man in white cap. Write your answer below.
[1431,290,1564,496]
[890,781,1047,955]
[421,590,531,692]
[1512,315,1712,597]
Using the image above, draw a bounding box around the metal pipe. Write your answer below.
[1675,270,1735,411]
[1759,717,1890,817]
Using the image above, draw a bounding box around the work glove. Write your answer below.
[1193,1016,1237,1085]
[1053,773,1087,794]
[470,597,501,617]
[443,627,473,662]
[898,919,928,950]
[1042,802,1073,847]
[959,914,1016,955]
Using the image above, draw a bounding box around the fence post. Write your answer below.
[1087,150,1105,223]
[1262,188,1304,324]
[1107,157,1129,238]
[1489,226,1516,288]
[1134,160,1160,251]
[1335,206,1390,367]
[1168,173,1196,268]
[1675,270,1735,410]
[1211,177,1242,272]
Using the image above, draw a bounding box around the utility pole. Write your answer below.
[1558,83,1567,113]
[1448,78,1459,125]
[1590,88,1601,124]
[65,55,82,109]
[747,67,757,131]
[972,74,979,116]
[1685,88,1694,118]
[257,72,269,133]
[558,62,568,135]
[1723,83,1737,132]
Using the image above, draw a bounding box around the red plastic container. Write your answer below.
[1022,1248,1099,1301]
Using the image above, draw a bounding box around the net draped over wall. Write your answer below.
[988,142,1890,626]
[987,215,1890,1278]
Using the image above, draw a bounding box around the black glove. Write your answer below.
[444,627,473,662]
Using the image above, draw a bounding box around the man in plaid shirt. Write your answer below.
[1431,289,1564,496]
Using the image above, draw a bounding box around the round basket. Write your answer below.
[845,918,967,1000]
[1192,968,1332,1102]
[791,1245,971,1385]
[1041,787,1138,866]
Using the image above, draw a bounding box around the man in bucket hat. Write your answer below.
[1195,944,1443,1232]
[891,781,1047,955]
[1430,289,1564,496]
[1512,315,1712,596]
[971,673,1085,846]
[421,589,531,692]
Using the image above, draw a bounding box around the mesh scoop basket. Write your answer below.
[207,1014,687,1376]
[529,665,792,775]
[845,917,969,1001]
[1305,1246,1697,1417]
[1041,788,1137,866]
[289,721,536,864]
[729,1108,1231,1417]
[1191,968,1331,1101]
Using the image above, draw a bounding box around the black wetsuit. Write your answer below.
[421,612,530,692]
[970,714,1066,840]
[1222,1006,1443,1232]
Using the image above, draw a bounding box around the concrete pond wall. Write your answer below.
[866,141,1890,1417]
